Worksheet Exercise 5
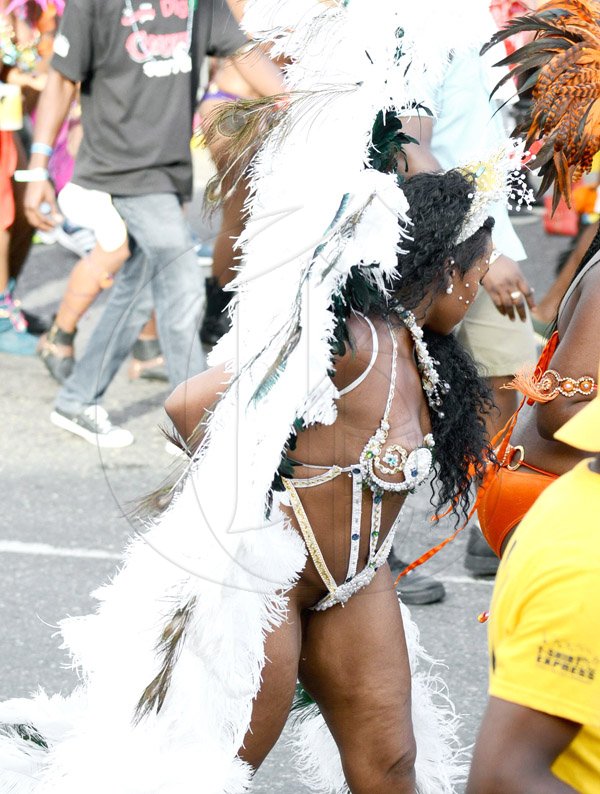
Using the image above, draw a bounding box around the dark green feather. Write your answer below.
[134,599,196,724]
[369,110,420,174]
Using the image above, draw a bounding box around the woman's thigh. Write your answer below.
[299,566,416,793]
[238,594,304,772]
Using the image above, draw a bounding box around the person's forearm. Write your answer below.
[468,769,576,794]
[396,116,440,178]
[536,396,597,442]
[28,68,77,169]
[231,51,285,97]
[225,0,244,24]
[399,142,441,178]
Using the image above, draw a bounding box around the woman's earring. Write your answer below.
[446,283,454,295]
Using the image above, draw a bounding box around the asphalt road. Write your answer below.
[0,187,571,792]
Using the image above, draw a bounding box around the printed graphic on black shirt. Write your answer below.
[121,0,193,78]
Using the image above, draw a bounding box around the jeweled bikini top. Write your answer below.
[359,313,444,494]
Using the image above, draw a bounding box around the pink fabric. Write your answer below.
[49,120,75,193]
[489,0,533,53]
[6,0,64,14]
[0,131,17,230]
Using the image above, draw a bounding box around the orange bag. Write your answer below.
[543,194,579,236]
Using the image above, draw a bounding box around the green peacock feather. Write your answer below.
[134,598,197,724]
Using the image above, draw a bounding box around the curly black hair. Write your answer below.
[332,169,496,521]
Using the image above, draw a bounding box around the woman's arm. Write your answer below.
[228,49,285,98]
[535,267,600,441]
[164,363,231,443]
[23,68,77,229]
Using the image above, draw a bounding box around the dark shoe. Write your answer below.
[200,276,232,348]
[21,310,49,336]
[464,525,499,576]
[51,405,134,447]
[389,550,446,605]
[129,338,168,381]
[38,324,76,383]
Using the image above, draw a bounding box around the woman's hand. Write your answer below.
[23,179,59,231]
[481,255,536,322]
[6,69,47,92]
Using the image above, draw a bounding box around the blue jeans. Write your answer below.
[56,193,204,414]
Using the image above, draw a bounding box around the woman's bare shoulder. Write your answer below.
[331,314,382,393]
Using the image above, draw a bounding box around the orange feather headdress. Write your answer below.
[482,0,600,210]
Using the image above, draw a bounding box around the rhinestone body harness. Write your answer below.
[281,316,436,611]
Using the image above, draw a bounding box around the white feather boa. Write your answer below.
[0,1,493,791]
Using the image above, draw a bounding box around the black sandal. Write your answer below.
[37,324,76,383]
[128,338,168,381]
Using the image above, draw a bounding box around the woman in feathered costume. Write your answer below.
[165,167,495,790]
[0,1,521,791]
[474,0,600,560]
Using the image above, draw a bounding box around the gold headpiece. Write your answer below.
[455,141,533,245]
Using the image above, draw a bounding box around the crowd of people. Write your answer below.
[0,0,599,791]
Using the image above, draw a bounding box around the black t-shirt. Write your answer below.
[52,0,245,199]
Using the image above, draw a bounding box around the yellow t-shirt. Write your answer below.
[489,460,600,792]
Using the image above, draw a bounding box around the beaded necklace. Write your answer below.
[359,308,448,494]
[0,16,40,71]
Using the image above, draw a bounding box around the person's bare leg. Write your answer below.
[53,241,129,334]
[8,134,34,281]
[138,314,158,340]
[300,567,416,794]
[38,242,129,380]
[237,592,304,771]
[0,229,10,293]
[532,221,599,325]
[200,96,248,288]
[0,224,37,353]
[211,178,248,287]
[129,312,166,380]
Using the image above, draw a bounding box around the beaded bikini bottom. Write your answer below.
[281,464,402,610]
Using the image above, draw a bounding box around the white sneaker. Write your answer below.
[51,405,134,448]
[55,223,96,259]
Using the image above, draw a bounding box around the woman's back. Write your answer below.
[282,313,433,604]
